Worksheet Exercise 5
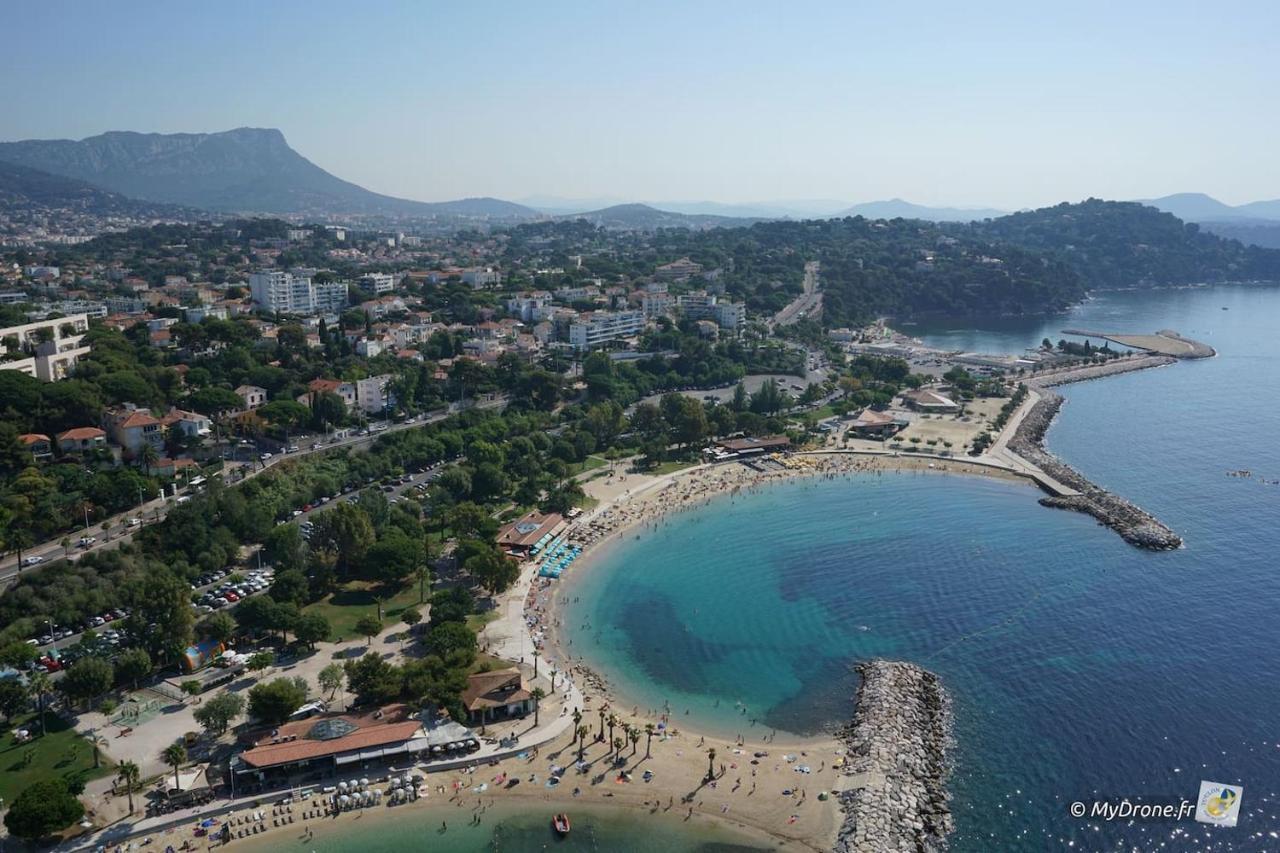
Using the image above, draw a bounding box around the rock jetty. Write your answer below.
[834,661,952,853]
[1010,384,1182,550]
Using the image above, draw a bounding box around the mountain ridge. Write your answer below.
[0,128,537,219]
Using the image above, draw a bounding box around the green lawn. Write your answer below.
[0,712,113,803]
[567,455,609,477]
[304,580,425,639]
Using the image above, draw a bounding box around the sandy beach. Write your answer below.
[114,452,1028,853]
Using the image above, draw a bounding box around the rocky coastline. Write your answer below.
[1010,367,1183,549]
[834,660,952,853]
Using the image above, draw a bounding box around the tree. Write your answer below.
[3,779,84,840]
[707,747,717,780]
[248,677,308,726]
[318,662,345,700]
[531,686,546,726]
[247,651,275,672]
[293,612,331,649]
[116,761,141,815]
[400,606,422,638]
[201,611,237,644]
[644,722,656,758]
[364,527,423,584]
[343,653,401,705]
[0,678,29,722]
[465,546,519,595]
[355,614,383,645]
[193,692,245,736]
[628,725,640,756]
[27,671,51,735]
[311,502,375,576]
[576,724,589,760]
[162,741,187,792]
[89,730,109,768]
[59,656,114,708]
[425,621,476,663]
[115,647,152,690]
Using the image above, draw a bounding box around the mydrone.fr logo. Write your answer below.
[1195,780,1243,827]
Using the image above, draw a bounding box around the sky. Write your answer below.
[2,1,1278,208]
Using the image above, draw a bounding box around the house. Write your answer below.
[0,314,92,381]
[901,388,960,414]
[848,409,906,439]
[235,385,268,410]
[356,374,394,414]
[460,669,532,724]
[655,257,703,281]
[304,378,357,409]
[496,510,566,557]
[19,433,53,458]
[160,408,212,438]
[56,426,107,454]
[104,405,166,457]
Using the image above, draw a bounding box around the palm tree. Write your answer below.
[644,723,656,758]
[530,687,546,727]
[575,725,589,761]
[531,648,540,680]
[28,671,51,737]
[116,761,141,815]
[89,730,108,769]
[549,668,558,694]
[606,713,618,752]
[572,708,582,733]
[138,442,159,472]
[60,537,70,558]
[612,737,624,758]
[628,726,640,756]
[162,741,187,793]
[597,703,609,741]
[706,747,717,781]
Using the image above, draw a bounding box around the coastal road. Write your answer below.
[771,260,823,327]
[0,396,508,586]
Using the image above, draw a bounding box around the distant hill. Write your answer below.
[561,203,758,230]
[0,159,197,218]
[1197,220,1280,250]
[971,198,1280,288]
[838,198,1008,222]
[1141,192,1280,223]
[0,128,538,219]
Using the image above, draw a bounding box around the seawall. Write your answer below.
[1009,366,1183,550]
[834,660,952,853]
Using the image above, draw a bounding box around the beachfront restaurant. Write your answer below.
[461,668,533,725]
[710,435,791,459]
[496,510,566,558]
[228,703,479,793]
[848,408,908,440]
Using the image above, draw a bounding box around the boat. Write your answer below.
[552,813,571,835]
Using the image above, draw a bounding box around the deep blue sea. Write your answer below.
[567,285,1280,851]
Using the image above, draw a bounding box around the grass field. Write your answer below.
[651,459,701,475]
[0,712,113,803]
[304,580,424,638]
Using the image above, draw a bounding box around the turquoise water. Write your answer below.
[568,285,1280,851]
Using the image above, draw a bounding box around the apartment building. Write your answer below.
[0,313,92,381]
[568,310,645,351]
[249,271,348,315]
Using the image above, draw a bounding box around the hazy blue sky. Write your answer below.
[3,1,1277,207]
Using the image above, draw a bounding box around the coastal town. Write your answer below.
[0,199,1225,853]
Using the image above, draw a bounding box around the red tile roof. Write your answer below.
[57,427,106,441]
[239,706,420,769]
[19,433,50,445]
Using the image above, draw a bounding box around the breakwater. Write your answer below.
[1010,365,1183,549]
[834,660,952,853]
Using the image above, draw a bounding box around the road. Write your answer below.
[772,260,823,327]
[0,396,507,585]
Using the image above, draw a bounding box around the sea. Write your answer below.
[563,283,1280,851]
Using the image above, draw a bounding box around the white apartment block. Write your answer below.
[249,271,348,315]
[356,374,395,414]
[568,310,645,351]
[641,291,673,318]
[359,273,396,295]
[461,268,502,289]
[506,292,553,323]
[0,314,92,381]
